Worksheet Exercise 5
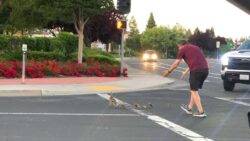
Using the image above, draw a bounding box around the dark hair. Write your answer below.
[179,39,188,45]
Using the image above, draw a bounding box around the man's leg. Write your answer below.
[191,90,204,113]
[188,92,194,110]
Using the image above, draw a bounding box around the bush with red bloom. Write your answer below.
[44,60,61,76]
[9,61,22,72]
[0,60,125,78]
[26,61,45,78]
[60,62,84,77]
[0,63,7,77]
[4,68,18,78]
[86,62,103,76]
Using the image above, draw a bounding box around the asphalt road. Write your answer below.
[0,58,249,141]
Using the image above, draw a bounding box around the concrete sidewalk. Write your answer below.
[0,65,174,97]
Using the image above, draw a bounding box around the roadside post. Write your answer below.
[117,20,127,76]
[117,0,130,76]
[216,41,220,60]
[22,44,27,84]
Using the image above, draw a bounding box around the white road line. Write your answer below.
[0,113,139,117]
[215,97,250,107]
[233,98,250,100]
[97,93,214,141]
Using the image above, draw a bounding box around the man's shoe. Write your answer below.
[180,104,192,115]
[193,112,207,118]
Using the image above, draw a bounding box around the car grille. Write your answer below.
[228,57,250,70]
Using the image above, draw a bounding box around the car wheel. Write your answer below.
[223,79,235,91]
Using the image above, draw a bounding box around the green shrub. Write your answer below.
[27,51,67,61]
[0,35,9,50]
[83,48,115,58]
[87,55,120,65]
[0,50,22,61]
[70,48,120,65]
[0,34,119,64]
[34,37,52,52]
[56,32,78,57]
[0,32,77,55]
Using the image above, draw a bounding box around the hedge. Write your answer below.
[0,33,120,65]
[0,51,67,61]
[0,32,78,58]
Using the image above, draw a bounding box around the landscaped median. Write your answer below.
[0,60,128,78]
[0,32,128,79]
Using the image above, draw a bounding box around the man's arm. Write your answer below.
[162,59,182,77]
[180,68,189,79]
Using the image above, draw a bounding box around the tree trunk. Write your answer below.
[77,22,85,64]
[108,43,112,52]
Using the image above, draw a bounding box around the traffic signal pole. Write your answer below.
[117,0,130,76]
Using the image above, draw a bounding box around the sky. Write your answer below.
[114,0,250,40]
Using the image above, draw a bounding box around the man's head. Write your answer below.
[177,39,188,49]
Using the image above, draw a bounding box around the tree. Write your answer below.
[0,0,11,34]
[85,9,123,45]
[141,26,187,58]
[188,27,229,58]
[41,0,114,64]
[129,16,139,36]
[5,0,113,64]
[8,0,46,34]
[126,16,141,52]
[146,12,156,29]
[45,9,123,47]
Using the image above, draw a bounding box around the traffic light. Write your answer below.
[117,0,131,14]
[117,20,127,29]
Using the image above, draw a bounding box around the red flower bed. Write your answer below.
[0,60,127,78]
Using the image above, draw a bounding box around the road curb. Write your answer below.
[0,90,42,97]
[0,80,175,97]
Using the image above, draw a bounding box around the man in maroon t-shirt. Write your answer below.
[163,40,209,118]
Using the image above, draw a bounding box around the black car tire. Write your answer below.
[223,79,235,91]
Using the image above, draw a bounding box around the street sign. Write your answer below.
[22,44,27,52]
[216,41,220,49]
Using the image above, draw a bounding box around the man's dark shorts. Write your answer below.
[189,69,209,91]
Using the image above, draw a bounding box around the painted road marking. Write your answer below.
[97,93,214,141]
[215,97,250,107]
[89,85,122,91]
[0,112,139,117]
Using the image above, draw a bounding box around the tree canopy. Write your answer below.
[146,12,156,29]
[0,0,115,63]
[141,25,187,58]
[129,16,139,36]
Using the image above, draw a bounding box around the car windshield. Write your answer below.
[145,50,156,54]
[237,40,250,50]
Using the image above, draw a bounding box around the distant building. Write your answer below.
[91,40,106,51]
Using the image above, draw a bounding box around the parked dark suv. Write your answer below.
[221,39,250,91]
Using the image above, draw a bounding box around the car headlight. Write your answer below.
[143,54,149,60]
[221,55,229,66]
[151,54,158,60]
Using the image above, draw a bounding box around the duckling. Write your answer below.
[109,94,117,107]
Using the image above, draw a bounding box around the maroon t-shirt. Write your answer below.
[177,44,208,72]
